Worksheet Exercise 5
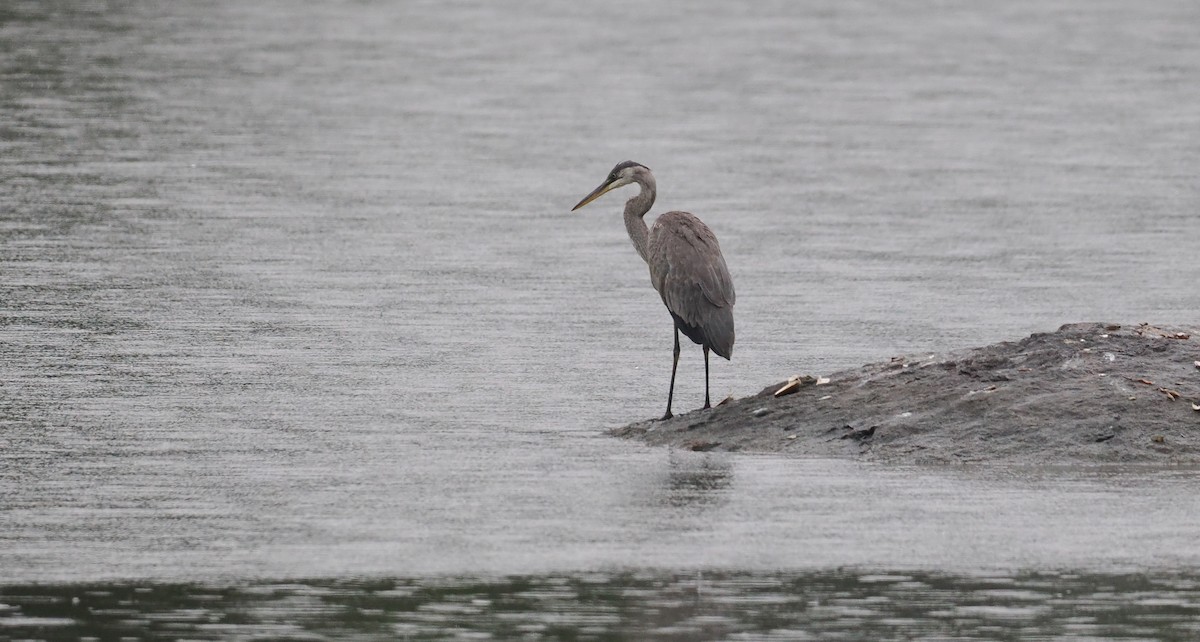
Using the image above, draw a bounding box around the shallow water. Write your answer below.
[2,0,1200,637]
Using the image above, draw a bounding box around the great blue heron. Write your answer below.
[572,161,735,420]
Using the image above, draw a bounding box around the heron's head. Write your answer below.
[571,160,651,211]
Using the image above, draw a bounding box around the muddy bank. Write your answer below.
[612,323,1200,464]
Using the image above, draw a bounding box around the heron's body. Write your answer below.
[646,210,736,360]
[573,160,735,419]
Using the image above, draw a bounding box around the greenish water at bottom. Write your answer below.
[3,571,1198,641]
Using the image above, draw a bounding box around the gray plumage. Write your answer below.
[572,161,735,420]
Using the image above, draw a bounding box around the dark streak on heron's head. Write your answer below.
[609,160,649,182]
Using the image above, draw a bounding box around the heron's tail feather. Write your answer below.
[672,310,734,360]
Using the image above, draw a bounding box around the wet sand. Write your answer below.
[613,323,1200,464]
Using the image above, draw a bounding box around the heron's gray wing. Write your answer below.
[649,211,736,357]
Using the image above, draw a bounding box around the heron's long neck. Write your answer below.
[623,177,656,264]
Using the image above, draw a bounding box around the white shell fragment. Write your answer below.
[774,379,801,397]
[774,374,821,397]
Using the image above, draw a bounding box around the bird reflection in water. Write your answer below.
[661,453,733,509]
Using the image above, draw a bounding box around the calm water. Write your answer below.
[2,0,1199,638]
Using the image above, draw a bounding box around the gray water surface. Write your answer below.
[3,1,1200,636]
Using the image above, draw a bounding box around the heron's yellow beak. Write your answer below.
[571,179,619,211]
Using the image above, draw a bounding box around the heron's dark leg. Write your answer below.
[702,345,711,409]
[662,327,680,421]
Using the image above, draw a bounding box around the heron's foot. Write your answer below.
[660,410,673,421]
[702,401,711,410]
